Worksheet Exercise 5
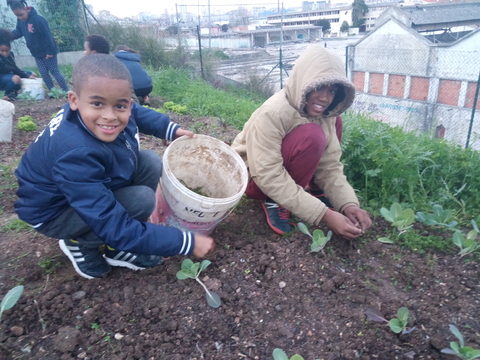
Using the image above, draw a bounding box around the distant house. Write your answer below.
[347,15,480,149]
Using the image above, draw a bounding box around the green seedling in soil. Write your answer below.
[379,203,415,243]
[297,222,332,252]
[16,115,38,131]
[0,285,24,323]
[176,259,221,308]
[273,348,319,360]
[163,101,188,115]
[47,87,67,99]
[441,324,480,360]
[16,91,37,102]
[416,204,458,229]
[365,306,416,334]
[452,220,480,258]
[179,179,209,197]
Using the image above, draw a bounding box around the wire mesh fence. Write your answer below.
[347,46,480,150]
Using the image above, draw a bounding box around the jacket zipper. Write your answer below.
[124,138,138,170]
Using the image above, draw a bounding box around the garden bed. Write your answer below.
[0,97,479,360]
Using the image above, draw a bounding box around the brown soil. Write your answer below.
[1,96,479,360]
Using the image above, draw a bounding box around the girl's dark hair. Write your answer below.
[86,34,110,54]
[0,28,14,48]
[7,0,28,11]
[115,45,136,54]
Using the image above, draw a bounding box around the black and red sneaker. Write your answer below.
[261,198,292,234]
[306,188,334,209]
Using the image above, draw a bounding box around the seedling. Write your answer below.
[380,202,415,234]
[273,348,313,360]
[47,87,67,99]
[16,115,38,131]
[297,222,332,252]
[365,306,416,334]
[416,204,458,229]
[0,285,24,323]
[16,91,37,102]
[441,324,480,359]
[452,221,480,258]
[176,259,221,308]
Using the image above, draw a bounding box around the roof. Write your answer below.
[398,2,480,26]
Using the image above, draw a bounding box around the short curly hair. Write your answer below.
[85,35,110,54]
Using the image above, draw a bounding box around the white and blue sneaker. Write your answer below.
[104,246,164,271]
[59,239,111,279]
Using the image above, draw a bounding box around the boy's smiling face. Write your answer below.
[68,76,133,142]
[304,84,339,117]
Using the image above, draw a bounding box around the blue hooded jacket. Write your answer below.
[12,7,58,59]
[14,102,195,257]
[114,51,152,91]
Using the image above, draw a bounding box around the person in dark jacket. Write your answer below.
[114,45,152,106]
[14,54,214,279]
[0,27,36,101]
[8,0,68,92]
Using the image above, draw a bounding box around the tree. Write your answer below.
[340,20,350,33]
[351,0,368,28]
[313,19,330,32]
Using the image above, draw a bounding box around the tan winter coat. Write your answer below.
[231,45,359,226]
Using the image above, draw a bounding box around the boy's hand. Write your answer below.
[343,205,372,232]
[321,209,364,240]
[29,72,37,79]
[175,128,195,139]
[192,234,215,257]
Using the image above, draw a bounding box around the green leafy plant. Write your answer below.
[441,324,480,359]
[16,115,38,131]
[416,204,458,229]
[163,101,188,115]
[176,259,221,308]
[380,202,415,234]
[297,222,332,252]
[452,220,480,258]
[0,285,24,323]
[47,87,67,99]
[272,348,309,360]
[365,306,416,334]
[16,91,37,102]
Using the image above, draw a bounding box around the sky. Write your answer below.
[85,0,301,19]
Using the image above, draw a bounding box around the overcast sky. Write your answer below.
[85,0,301,18]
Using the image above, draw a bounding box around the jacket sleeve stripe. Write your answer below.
[179,232,193,255]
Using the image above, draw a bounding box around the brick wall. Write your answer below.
[437,79,462,106]
[353,71,365,92]
[388,74,405,98]
[465,81,480,110]
[409,76,429,101]
[369,73,384,95]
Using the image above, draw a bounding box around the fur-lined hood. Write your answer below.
[285,45,355,119]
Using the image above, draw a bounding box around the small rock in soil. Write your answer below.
[71,291,86,301]
[10,326,24,336]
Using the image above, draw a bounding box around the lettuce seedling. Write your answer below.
[441,324,480,360]
[0,285,24,323]
[380,202,415,234]
[176,259,221,308]
[416,204,458,229]
[452,221,480,258]
[365,306,416,334]
[297,222,332,252]
[273,348,311,360]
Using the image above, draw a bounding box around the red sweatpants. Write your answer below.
[245,116,342,200]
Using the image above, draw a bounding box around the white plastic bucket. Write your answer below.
[20,78,45,100]
[0,100,15,142]
[151,134,248,235]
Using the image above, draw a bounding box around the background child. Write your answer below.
[8,0,68,93]
[84,34,110,55]
[0,27,36,101]
[14,54,214,279]
[114,45,153,106]
[231,45,372,238]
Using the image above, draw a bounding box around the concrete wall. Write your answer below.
[348,19,480,150]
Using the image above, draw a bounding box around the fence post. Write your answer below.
[465,72,480,149]
[197,25,204,79]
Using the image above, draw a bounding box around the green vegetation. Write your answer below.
[441,325,480,359]
[416,204,458,229]
[47,87,68,99]
[0,285,24,323]
[273,348,315,360]
[16,115,38,131]
[176,259,221,308]
[452,220,480,258]
[380,202,415,234]
[297,222,332,252]
[2,218,31,233]
[365,306,416,335]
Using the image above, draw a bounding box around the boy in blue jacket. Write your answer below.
[14,54,214,279]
